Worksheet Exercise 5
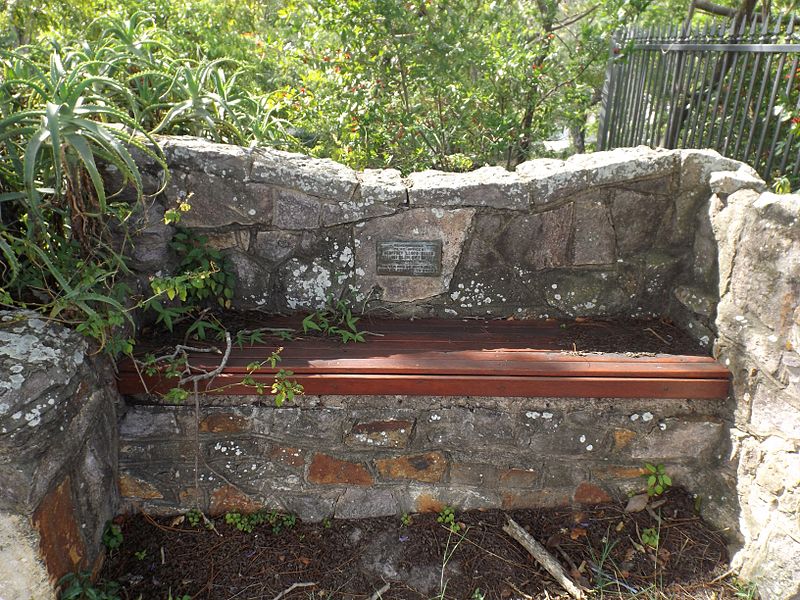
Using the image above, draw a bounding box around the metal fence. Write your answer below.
[597,16,800,181]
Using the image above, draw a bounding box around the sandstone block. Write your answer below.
[517,147,678,205]
[162,136,251,180]
[321,168,404,225]
[163,171,272,227]
[375,452,447,483]
[573,481,612,505]
[308,454,373,486]
[352,208,474,303]
[408,166,528,209]
[209,485,263,516]
[32,478,86,583]
[250,147,359,200]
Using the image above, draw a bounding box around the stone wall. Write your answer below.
[118,396,730,521]
[711,191,800,599]
[0,311,121,597]
[122,139,765,337]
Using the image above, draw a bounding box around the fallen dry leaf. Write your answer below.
[625,493,649,513]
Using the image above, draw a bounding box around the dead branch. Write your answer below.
[271,582,316,600]
[367,583,391,600]
[503,518,585,600]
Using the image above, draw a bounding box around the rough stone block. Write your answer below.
[118,474,164,500]
[335,488,398,519]
[517,147,678,205]
[611,189,671,256]
[279,493,338,522]
[352,208,474,303]
[32,478,87,582]
[308,454,373,486]
[408,167,528,210]
[402,485,501,513]
[199,412,251,434]
[163,171,272,227]
[375,452,447,483]
[345,419,414,448]
[572,198,616,265]
[162,136,252,180]
[270,446,306,469]
[573,481,613,505]
[501,489,572,510]
[321,168,404,225]
[204,230,250,253]
[225,250,273,309]
[270,408,346,442]
[449,463,500,487]
[498,467,539,489]
[250,147,359,200]
[252,230,300,263]
[625,417,725,461]
[0,513,54,599]
[272,188,322,229]
[209,485,263,516]
[418,408,516,449]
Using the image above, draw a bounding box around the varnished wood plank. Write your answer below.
[117,372,730,399]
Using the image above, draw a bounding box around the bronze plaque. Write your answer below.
[376,240,442,277]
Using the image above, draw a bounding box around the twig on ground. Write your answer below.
[644,327,670,345]
[271,582,316,600]
[503,517,586,600]
[367,582,390,600]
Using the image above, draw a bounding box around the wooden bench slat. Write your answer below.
[117,372,729,399]
[117,318,728,399]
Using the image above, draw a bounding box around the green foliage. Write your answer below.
[224,509,297,534]
[302,295,365,344]
[436,506,462,533]
[643,462,672,497]
[400,512,412,527]
[58,572,121,600]
[733,577,759,599]
[640,526,659,548]
[186,508,203,528]
[101,521,123,550]
[772,175,793,194]
[133,549,147,560]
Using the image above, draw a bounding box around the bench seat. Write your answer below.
[116,318,730,399]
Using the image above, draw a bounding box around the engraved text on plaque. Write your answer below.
[376,240,442,277]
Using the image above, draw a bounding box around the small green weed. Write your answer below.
[224,509,297,534]
[732,577,758,599]
[470,588,486,600]
[773,175,792,194]
[400,512,412,526]
[186,508,203,528]
[102,522,123,550]
[640,526,659,548]
[302,295,365,344]
[322,517,332,528]
[134,549,147,560]
[58,571,120,600]
[436,506,463,533]
[643,462,672,497]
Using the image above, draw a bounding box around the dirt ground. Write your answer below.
[101,488,754,600]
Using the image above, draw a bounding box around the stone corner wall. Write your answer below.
[0,311,122,596]
[711,191,800,600]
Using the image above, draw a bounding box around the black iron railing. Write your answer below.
[598,16,800,181]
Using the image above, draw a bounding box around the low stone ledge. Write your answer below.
[117,396,730,523]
